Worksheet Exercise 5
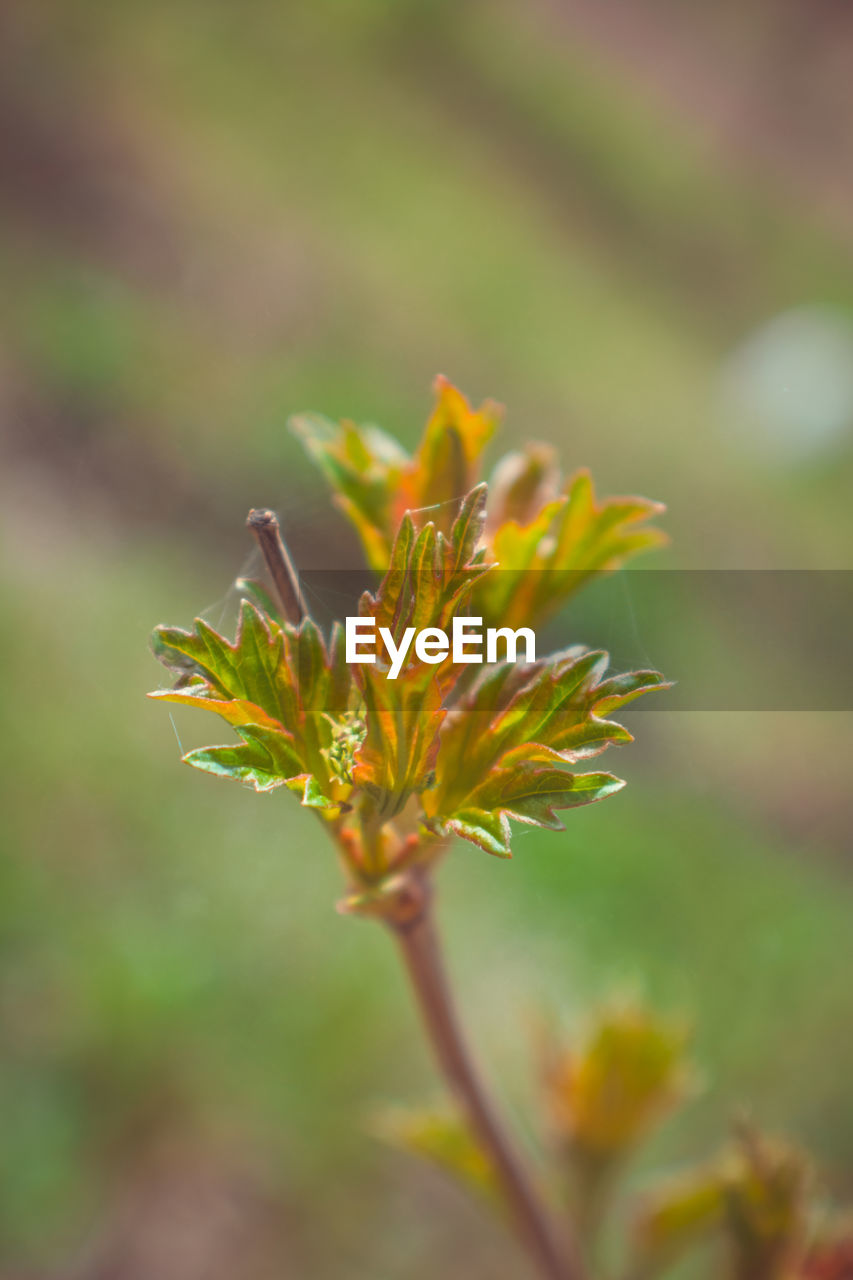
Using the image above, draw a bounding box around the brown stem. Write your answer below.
[386,873,584,1280]
[246,508,306,625]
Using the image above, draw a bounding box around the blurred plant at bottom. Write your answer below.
[544,1004,690,1268]
[379,1003,853,1280]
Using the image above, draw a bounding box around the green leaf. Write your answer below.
[406,376,501,534]
[363,484,491,655]
[290,412,409,571]
[443,808,511,857]
[448,481,489,572]
[293,380,665,633]
[476,467,667,632]
[285,772,341,811]
[350,484,493,815]
[476,766,625,827]
[152,599,283,713]
[148,686,283,731]
[352,665,445,816]
[154,381,669,883]
[150,607,354,803]
[424,649,669,856]
[183,723,302,792]
[234,576,284,623]
[486,443,561,529]
[433,767,624,857]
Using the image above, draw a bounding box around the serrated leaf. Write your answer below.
[234,576,284,623]
[406,376,500,534]
[156,382,669,885]
[476,766,625,827]
[150,607,353,803]
[289,412,408,572]
[476,467,667,632]
[486,443,561,531]
[148,687,283,731]
[152,599,283,711]
[293,382,665,634]
[424,649,668,856]
[362,484,491,655]
[285,772,341,811]
[350,485,493,816]
[292,378,500,569]
[184,723,302,792]
[448,481,489,572]
[352,665,445,816]
[444,808,511,857]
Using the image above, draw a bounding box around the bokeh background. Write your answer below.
[1,2,852,1276]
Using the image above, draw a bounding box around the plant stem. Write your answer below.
[386,873,584,1280]
[246,508,306,624]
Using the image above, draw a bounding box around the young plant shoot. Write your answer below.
[150,378,671,1280]
[151,379,853,1280]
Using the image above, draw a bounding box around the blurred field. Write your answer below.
[1,2,852,1276]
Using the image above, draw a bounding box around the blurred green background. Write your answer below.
[1,1,852,1276]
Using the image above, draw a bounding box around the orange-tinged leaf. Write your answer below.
[157,382,670,888]
[151,606,353,800]
[290,411,408,571]
[397,375,501,533]
[423,649,668,855]
[293,381,666,625]
[152,599,284,714]
[359,485,491,683]
[476,467,667,631]
[183,723,303,793]
[474,766,625,828]
[347,485,494,819]
[148,688,283,731]
[486,443,561,532]
[292,379,500,568]
[352,665,445,817]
